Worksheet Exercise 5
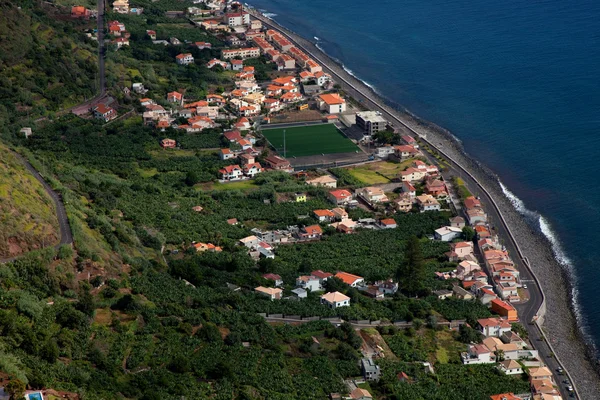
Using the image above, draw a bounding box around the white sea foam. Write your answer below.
[341,64,378,92]
[499,180,596,352]
[262,12,277,18]
[314,36,320,41]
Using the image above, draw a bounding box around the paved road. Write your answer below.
[0,152,73,264]
[251,11,578,399]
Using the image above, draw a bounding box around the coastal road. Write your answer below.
[0,152,73,264]
[250,11,579,399]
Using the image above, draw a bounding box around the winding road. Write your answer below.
[2,0,107,264]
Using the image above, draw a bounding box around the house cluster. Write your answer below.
[254,268,398,308]
[375,135,420,160]
[464,318,563,398]
[108,20,130,48]
[435,194,523,305]
[192,241,223,252]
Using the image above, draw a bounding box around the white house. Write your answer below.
[296,275,321,292]
[320,291,350,309]
[461,344,496,365]
[477,317,512,337]
[318,93,346,114]
[416,195,440,212]
[498,360,524,375]
[176,53,194,65]
[219,164,243,181]
[434,226,463,242]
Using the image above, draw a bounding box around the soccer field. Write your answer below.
[261,124,359,157]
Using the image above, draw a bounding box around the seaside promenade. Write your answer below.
[249,9,600,399]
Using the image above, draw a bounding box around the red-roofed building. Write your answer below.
[167,91,183,105]
[262,273,283,286]
[311,270,333,281]
[243,162,263,177]
[379,218,397,229]
[219,165,243,181]
[313,209,335,222]
[491,299,519,322]
[328,189,353,205]
[264,155,292,171]
[318,93,346,114]
[93,104,117,122]
[71,6,91,18]
[335,272,364,287]
[299,225,323,239]
[146,30,156,39]
[464,196,482,210]
[176,53,194,65]
[224,130,243,142]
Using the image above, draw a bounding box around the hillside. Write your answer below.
[0,0,98,135]
[0,143,59,258]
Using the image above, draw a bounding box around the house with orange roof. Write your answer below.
[193,242,222,252]
[176,53,194,65]
[313,209,335,222]
[71,6,91,18]
[276,54,295,70]
[219,148,235,161]
[280,91,303,103]
[167,91,183,105]
[262,273,283,287]
[314,71,331,86]
[299,71,315,82]
[335,272,364,287]
[113,37,130,48]
[306,59,322,73]
[299,225,323,240]
[447,241,474,261]
[156,120,170,131]
[531,379,559,396]
[255,286,283,300]
[320,291,351,309]
[93,104,117,122]
[206,58,230,69]
[379,218,397,229]
[491,298,519,322]
[243,162,263,178]
[464,196,482,210]
[219,165,243,181]
[234,117,251,130]
[395,145,419,160]
[328,189,353,205]
[266,97,286,111]
[318,93,346,114]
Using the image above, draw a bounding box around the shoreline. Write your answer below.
[248,8,600,398]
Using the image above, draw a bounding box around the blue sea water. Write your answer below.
[249,0,600,350]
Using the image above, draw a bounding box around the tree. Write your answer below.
[185,171,199,186]
[458,324,482,344]
[462,226,475,241]
[398,236,425,296]
[5,379,26,400]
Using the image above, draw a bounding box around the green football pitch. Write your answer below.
[261,124,359,158]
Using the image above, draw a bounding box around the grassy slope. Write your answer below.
[0,143,59,258]
[262,124,358,157]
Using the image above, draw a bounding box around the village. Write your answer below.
[56,1,573,399]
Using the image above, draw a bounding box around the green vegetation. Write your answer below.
[453,176,473,199]
[0,1,97,135]
[262,124,359,157]
[0,143,59,258]
[0,2,530,398]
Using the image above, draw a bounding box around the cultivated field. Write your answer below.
[346,160,415,185]
[262,124,358,157]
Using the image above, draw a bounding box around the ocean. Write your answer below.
[248,0,600,350]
